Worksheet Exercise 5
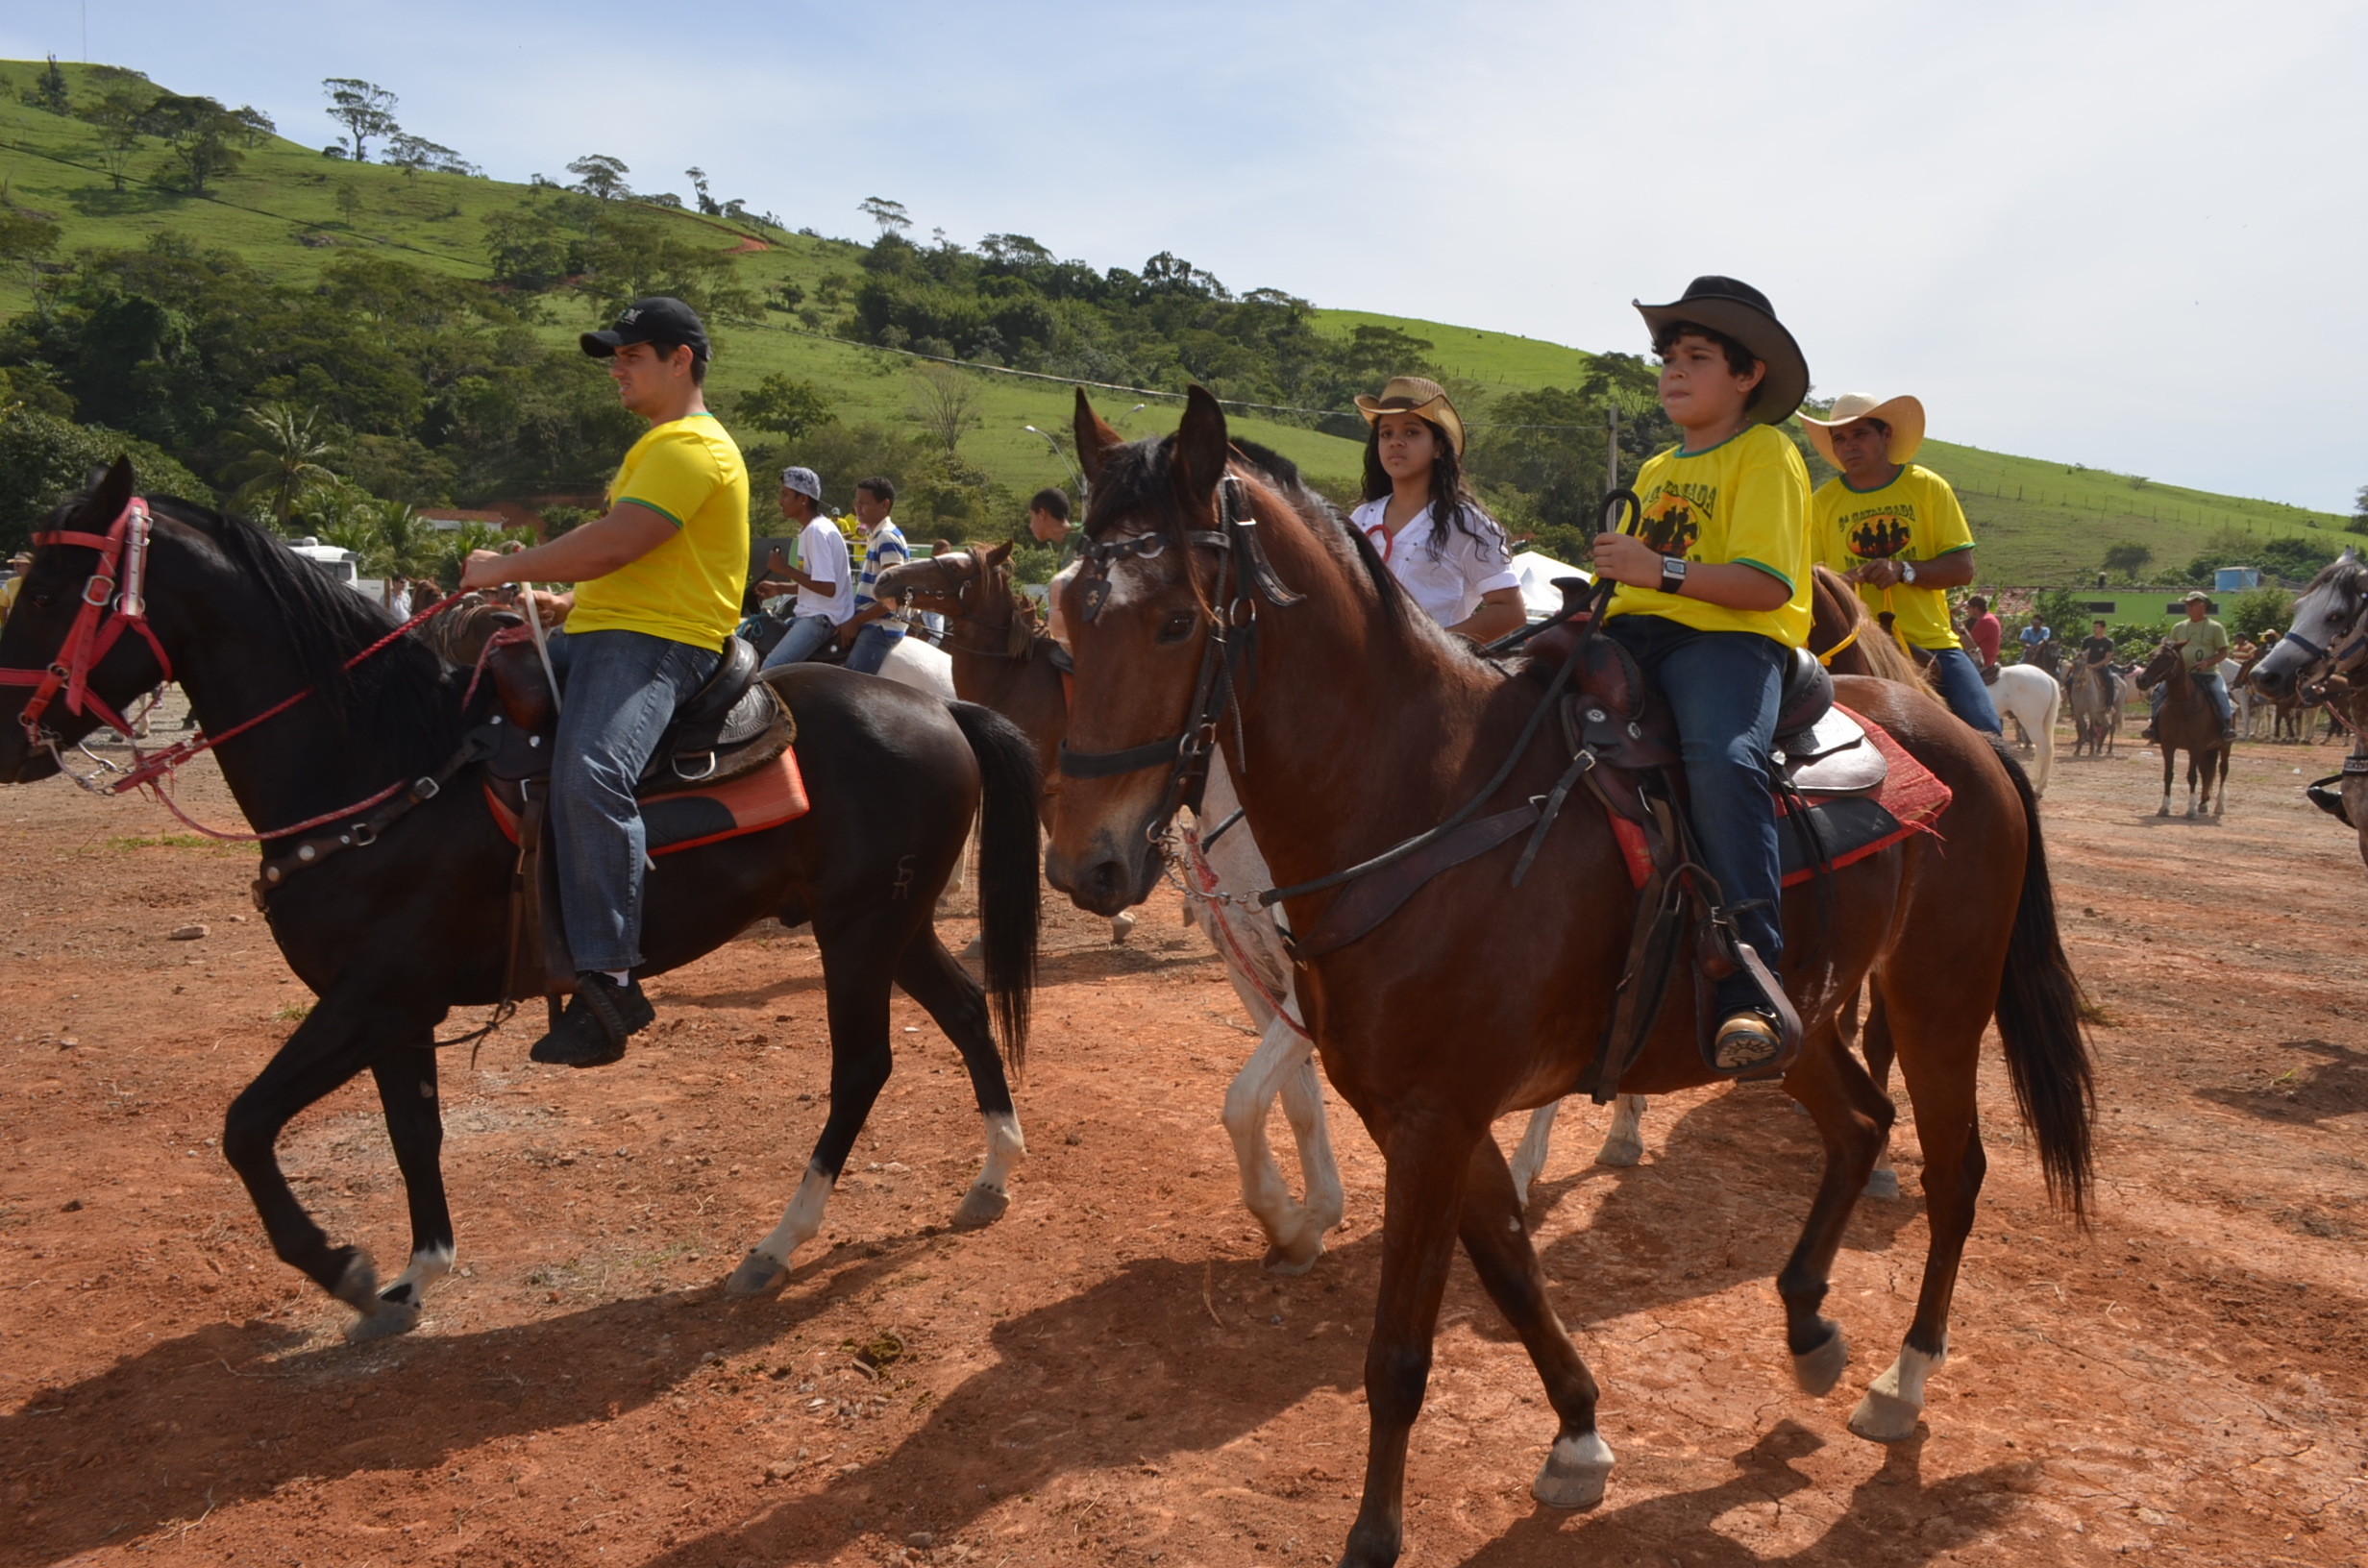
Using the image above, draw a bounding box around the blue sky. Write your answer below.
[5,0,2363,512]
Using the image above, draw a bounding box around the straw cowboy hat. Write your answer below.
[1355,376,1466,457]
[1799,392,1928,468]
[1633,276,1810,427]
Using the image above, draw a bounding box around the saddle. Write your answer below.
[482,632,788,790]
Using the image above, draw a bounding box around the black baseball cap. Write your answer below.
[580,296,710,362]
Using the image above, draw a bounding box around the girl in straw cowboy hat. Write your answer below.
[1591,277,1813,1074]
[1801,393,2000,733]
[1349,377,1527,644]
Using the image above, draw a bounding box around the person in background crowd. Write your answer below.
[1348,376,1526,644]
[1964,595,2003,678]
[840,477,910,674]
[2078,618,2117,672]
[756,466,853,669]
[1027,487,1079,573]
[387,577,411,621]
[1801,391,1998,732]
[0,551,29,628]
[2143,590,2234,744]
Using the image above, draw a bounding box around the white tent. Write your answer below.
[1508,551,1591,620]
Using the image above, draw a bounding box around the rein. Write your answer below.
[919,552,1039,661]
[0,494,470,842]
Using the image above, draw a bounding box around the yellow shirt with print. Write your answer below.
[1812,464,1974,651]
[568,413,750,649]
[1602,424,1811,647]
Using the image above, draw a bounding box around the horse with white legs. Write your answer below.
[1992,663,2060,794]
[2067,657,2122,759]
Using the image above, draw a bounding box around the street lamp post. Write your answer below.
[1024,425,1089,502]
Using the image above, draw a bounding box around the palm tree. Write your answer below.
[226,404,340,530]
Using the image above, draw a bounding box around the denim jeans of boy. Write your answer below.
[759,613,837,670]
[545,628,722,973]
[1925,646,2002,733]
[846,621,905,675]
[1605,615,1786,1017]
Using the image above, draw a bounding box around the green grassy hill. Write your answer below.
[1,58,2351,602]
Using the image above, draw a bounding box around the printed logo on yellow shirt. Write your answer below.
[1640,487,1707,557]
[1845,513,1913,561]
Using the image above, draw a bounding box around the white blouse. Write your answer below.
[1348,499,1521,628]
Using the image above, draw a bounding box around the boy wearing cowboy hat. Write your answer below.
[1801,393,1999,732]
[1592,277,1813,1074]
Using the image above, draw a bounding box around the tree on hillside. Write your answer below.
[2100,540,2153,579]
[229,105,276,147]
[144,95,249,193]
[686,168,721,217]
[734,374,837,441]
[77,85,157,191]
[24,56,69,116]
[386,133,481,179]
[572,213,753,321]
[568,154,631,201]
[224,404,340,530]
[859,197,911,235]
[2348,483,2368,536]
[906,364,980,456]
[322,79,401,162]
[0,208,62,309]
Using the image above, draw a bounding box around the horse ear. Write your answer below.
[86,455,136,525]
[1172,384,1230,506]
[983,539,1013,568]
[1073,388,1122,487]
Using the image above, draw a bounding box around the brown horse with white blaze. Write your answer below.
[1045,388,2095,1568]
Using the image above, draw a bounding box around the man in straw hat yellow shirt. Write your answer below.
[1801,393,2000,733]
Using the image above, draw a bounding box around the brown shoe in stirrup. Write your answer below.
[1711,1010,1786,1074]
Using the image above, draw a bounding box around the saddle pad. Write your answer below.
[1607,706,1953,889]
[484,746,811,856]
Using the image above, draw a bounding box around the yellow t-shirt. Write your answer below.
[1812,464,1975,650]
[568,413,750,649]
[1602,424,1811,647]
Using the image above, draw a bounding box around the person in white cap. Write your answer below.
[756,465,853,669]
[1800,393,1998,732]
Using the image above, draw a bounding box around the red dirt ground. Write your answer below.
[2,721,2363,1567]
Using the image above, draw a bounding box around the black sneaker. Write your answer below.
[530,972,656,1068]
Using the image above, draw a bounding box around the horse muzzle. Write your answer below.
[1044,826,1162,918]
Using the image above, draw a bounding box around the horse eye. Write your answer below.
[28,591,54,610]
[1157,611,1196,644]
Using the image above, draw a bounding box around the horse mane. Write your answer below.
[155,499,473,774]
[1811,564,1933,690]
[2301,550,2368,602]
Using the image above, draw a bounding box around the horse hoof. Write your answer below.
[1848,1386,1923,1442]
[1792,1327,1849,1396]
[725,1249,788,1298]
[1531,1432,1615,1509]
[330,1248,380,1313]
[1592,1135,1642,1168]
[950,1184,1009,1230]
[345,1299,419,1341]
[1864,1168,1901,1201]
[1109,912,1136,943]
[1261,1237,1322,1276]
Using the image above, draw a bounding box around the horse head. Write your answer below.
[0,457,169,783]
[2250,546,2368,701]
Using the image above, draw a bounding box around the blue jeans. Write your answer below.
[759,613,838,670]
[545,628,723,973]
[1924,646,2002,733]
[846,621,904,675]
[2150,670,2232,731]
[1606,616,1787,1017]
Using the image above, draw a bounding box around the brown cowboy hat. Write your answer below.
[1354,376,1466,457]
[1799,392,1927,468]
[1633,276,1810,427]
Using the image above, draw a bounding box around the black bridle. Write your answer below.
[1055,474,1301,828]
[906,551,1039,661]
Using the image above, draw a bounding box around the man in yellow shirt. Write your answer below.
[461,297,749,1066]
[1800,392,1999,732]
[1591,276,1811,1073]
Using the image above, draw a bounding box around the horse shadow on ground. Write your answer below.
[655,968,830,1009]
[1453,1419,2039,1568]
[0,1221,980,1565]
[2196,1038,2368,1126]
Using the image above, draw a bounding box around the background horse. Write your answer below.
[2068,656,2122,759]
[2138,641,2230,817]
[2250,547,2368,857]
[1048,390,2094,1567]
[0,462,1044,1336]
[876,540,1650,1271]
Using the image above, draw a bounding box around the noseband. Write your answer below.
[1055,475,1302,826]
[0,496,172,750]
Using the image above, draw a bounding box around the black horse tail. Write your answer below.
[1986,738,2097,1222]
[949,700,1041,1074]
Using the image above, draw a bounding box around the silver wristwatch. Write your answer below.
[1658,556,1689,596]
[1900,559,1918,584]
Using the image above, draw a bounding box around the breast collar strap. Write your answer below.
[1056,475,1301,827]
[0,496,170,745]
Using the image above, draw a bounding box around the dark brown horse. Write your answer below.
[2138,642,2229,818]
[1045,389,2094,1568]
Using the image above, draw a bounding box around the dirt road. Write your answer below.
[1,726,2362,1566]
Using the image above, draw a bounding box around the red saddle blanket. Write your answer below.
[484,747,811,855]
[1608,706,1953,890]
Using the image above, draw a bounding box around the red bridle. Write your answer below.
[0,494,173,747]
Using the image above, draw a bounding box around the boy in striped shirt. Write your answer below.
[838,475,909,674]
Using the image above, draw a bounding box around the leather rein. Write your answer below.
[0,494,470,843]
[914,551,1040,661]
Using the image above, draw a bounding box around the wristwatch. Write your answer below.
[1659,556,1689,596]
[1899,559,1919,584]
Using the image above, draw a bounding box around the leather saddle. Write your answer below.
[482,632,791,790]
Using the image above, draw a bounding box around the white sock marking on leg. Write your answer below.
[752,1164,836,1266]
